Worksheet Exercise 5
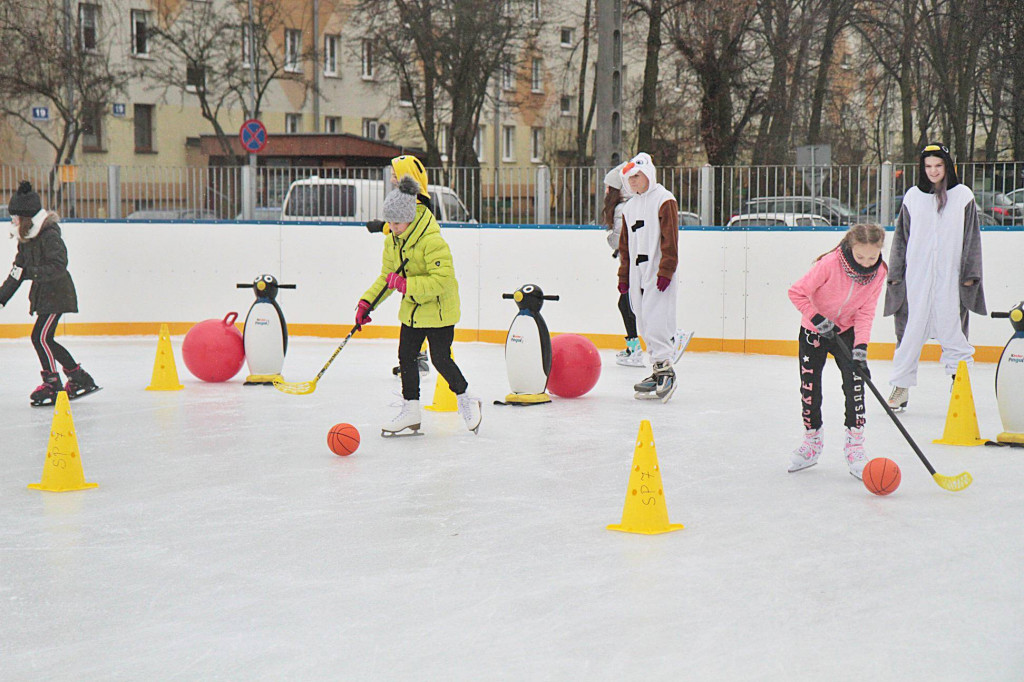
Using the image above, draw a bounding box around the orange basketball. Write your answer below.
[863,457,901,496]
[327,423,360,456]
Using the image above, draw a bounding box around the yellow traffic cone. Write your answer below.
[933,360,986,446]
[608,420,685,535]
[28,392,98,492]
[424,373,458,412]
[146,323,184,391]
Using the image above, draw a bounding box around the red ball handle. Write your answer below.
[223,311,238,326]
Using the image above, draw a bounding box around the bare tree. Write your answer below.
[146,0,311,163]
[626,0,686,155]
[0,0,132,174]
[805,0,857,145]
[666,0,760,165]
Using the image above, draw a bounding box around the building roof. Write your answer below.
[199,132,420,165]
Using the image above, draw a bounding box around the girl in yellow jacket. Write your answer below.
[356,175,482,436]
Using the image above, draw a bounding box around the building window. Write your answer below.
[531,59,542,93]
[361,39,375,80]
[501,57,514,91]
[79,3,99,51]
[473,125,485,162]
[323,34,339,76]
[501,125,515,162]
[131,10,150,56]
[438,123,451,162]
[532,0,541,20]
[324,116,340,133]
[185,63,205,92]
[399,80,413,106]
[560,27,574,47]
[285,29,302,72]
[559,95,574,116]
[134,104,154,152]
[285,113,302,133]
[673,62,683,93]
[81,104,103,150]
[531,127,544,162]
[241,23,252,66]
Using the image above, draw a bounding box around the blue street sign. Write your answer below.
[112,103,126,117]
[239,119,268,154]
[31,107,49,121]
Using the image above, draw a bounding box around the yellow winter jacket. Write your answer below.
[362,204,461,328]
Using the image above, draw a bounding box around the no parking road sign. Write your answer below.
[239,119,268,154]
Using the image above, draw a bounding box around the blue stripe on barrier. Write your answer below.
[62,218,1023,231]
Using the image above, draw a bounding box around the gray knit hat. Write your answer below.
[382,175,420,224]
[8,181,42,217]
[603,163,626,191]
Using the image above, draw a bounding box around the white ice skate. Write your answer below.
[457,393,482,434]
[788,428,823,472]
[670,329,695,365]
[845,426,867,479]
[615,338,645,367]
[381,400,423,437]
[887,386,909,413]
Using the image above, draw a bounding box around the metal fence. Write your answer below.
[2,161,1021,226]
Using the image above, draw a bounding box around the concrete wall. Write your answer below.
[1,221,1021,360]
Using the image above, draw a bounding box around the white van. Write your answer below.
[280,176,475,224]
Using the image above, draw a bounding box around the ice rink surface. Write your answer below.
[1,335,1022,681]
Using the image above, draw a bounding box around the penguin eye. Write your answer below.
[262,276,273,283]
[523,285,535,294]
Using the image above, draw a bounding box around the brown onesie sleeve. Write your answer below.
[657,199,679,279]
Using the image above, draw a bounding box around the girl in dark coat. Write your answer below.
[0,181,99,406]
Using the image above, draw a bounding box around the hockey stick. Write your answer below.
[832,335,972,491]
[274,259,408,396]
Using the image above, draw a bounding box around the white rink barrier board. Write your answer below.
[1,220,1021,354]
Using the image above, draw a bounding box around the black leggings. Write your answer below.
[618,292,637,339]
[798,326,864,431]
[399,324,468,401]
[32,314,76,373]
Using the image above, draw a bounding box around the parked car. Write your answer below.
[678,211,701,227]
[973,190,1024,225]
[233,206,283,221]
[280,176,475,224]
[726,213,832,229]
[1006,187,1024,206]
[742,196,860,226]
[125,208,221,221]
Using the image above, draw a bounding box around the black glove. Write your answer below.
[851,345,870,380]
[811,314,836,339]
[366,220,386,234]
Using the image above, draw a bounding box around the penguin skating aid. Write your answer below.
[237,275,295,385]
[495,284,559,406]
[986,302,1024,447]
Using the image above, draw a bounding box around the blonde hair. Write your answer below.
[816,223,885,262]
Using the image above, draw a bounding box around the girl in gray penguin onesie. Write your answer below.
[884,143,985,412]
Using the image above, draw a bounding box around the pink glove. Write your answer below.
[656,276,670,292]
[355,300,372,329]
[386,272,407,294]
[617,281,629,295]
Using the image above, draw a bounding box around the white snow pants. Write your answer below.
[629,281,677,363]
[889,295,974,388]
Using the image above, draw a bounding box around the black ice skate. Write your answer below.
[30,371,62,407]
[636,361,676,402]
[63,364,101,401]
[391,351,430,377]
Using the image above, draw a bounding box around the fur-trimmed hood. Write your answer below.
[10,210,59,243]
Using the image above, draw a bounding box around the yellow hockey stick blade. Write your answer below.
[933,470,972,491]
[272,377,318,396]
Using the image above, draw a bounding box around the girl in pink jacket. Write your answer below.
[787,224,887,479]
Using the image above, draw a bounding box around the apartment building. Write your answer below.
[2,0,643,175]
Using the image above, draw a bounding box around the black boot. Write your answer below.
[30,371,62,407]
[64,364,100,400]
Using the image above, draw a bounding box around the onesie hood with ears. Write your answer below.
[916,142,960,192]
[620,152,657,192]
